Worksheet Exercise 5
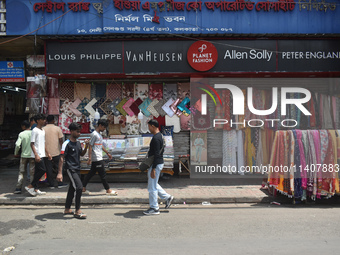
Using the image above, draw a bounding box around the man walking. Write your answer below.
[143,119,173,216]
[14,120,35,194]
[57,123,89,219]
[25,114,51,196]
[82,119,117,195]
[43,115,67,189]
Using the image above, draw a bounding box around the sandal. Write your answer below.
[106,190,118,196]
[74,212,87,219]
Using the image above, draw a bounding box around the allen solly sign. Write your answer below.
[200,85,311,128]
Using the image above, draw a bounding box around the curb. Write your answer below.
[0,196,271,205]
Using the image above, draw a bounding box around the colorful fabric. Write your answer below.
[130,98,143,116]
[322,94,334,129]
[170,98,182,117]
[116,98,128,116]
[93,97,106,117]
[161,126,174,136]
[76,98,90,116]
[163,84,177,100]
[47,78,59,98]
[77,121,90,133]
[108,124,121,136]
[122,98,135,117]
[70,98,82,117]
[147,99,160,118]
[122,83,134,98]
[154,98,167,117]
[26,98,40,114]
[106,83,122,100]
[177,83,190,99]
[60,81,74,100]
[180,114,191,131]
[108,98,122,116]
[165,115,181,133]
[60,99,74,118]
[138,97,152,117]
[149,84,163,100]
[84,98,97,117]
[222,130,237,173]
[58,113,72,134]
[162,98,175,117]
[177,97,191,116]
[48,98,60,115]
[74,82,91,100]
[99,98,113,116]
[126,123,140,135]
[134,83,149,100]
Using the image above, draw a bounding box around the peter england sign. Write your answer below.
[45,40,340,75]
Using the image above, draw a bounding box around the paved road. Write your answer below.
[1,203,339,254]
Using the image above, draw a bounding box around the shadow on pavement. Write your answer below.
[35,212,68,221]
[114,210,145,219]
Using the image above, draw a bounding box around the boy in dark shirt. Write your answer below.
[57,123,89,219]
[143,119,174,216]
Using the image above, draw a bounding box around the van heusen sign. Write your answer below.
[6,0,340,35]
[45,40,340,75]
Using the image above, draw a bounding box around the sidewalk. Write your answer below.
[0,165,279,205]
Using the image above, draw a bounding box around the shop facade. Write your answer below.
[2,0,340,198]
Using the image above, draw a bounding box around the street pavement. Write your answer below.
[0,165,281,205]
[1,204,340,255]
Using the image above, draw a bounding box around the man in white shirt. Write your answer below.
[25,114,52,196]
[82,119,117,196]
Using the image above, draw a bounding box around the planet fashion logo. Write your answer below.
[199,84,312,128]
[187,41,218,72]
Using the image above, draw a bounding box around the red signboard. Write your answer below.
[187,41,218,72]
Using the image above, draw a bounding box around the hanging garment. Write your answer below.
[177,82,190,99]
[60,81,74,100]
[163,84,177,100]
[165,115,181,133]
[140,115,152,133]
[107,83,122,100]
[122,83,134,98]
[222,130,237,174]
[134,84,149,100]
[322,95,334,129]
[149,84,163,100]
[292,130,303,199]
[237,130,245,174]
[74,82,91,100]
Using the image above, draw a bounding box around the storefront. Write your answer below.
[2,0,340,198]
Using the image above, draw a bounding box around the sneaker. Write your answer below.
[165,196,174,209]
[35,189,46,195]
[143,208,160,215]
[25,186,37,197]
[58,182,68,189]
[14,188,22,194]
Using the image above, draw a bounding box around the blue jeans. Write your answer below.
[147,164,171,210]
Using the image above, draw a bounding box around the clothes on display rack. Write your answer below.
[268,129,340,200]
